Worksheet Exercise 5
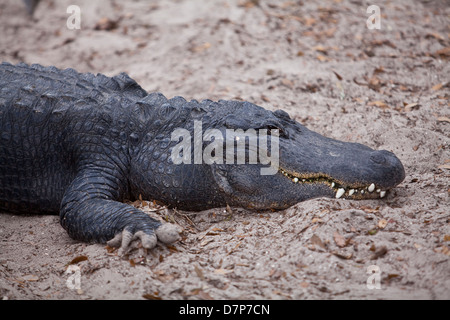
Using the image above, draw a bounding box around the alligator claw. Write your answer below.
[107,224,180,255]
[155,224,181,243]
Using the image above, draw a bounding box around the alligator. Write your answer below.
[0,62,405,252]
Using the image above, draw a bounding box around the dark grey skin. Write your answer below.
[0,62,405,251]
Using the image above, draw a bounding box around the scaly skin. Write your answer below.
[0,62,405,251]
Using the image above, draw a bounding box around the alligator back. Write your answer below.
[0,62,146,214]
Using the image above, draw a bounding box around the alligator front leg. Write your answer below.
[59,170,180,253]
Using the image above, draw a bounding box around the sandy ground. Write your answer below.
[0,0,449,300]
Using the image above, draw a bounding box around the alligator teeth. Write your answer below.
[279,169,387,200]
[335,188,345,199]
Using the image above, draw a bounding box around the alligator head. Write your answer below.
[197,100,404,210]
[131,97,405,211]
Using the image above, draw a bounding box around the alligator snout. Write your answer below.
[370,150,395,166]
[369,150,405,187]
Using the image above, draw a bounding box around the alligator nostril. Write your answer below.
[369,150,406,185]
[370,151,389,165]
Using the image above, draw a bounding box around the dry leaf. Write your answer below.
[261,95,270,102]
[368,100,389,109]
[316,54,329,62]
[333,231,346,247]
[206,227,224,236]
[281,78,294,88]
[227,241,242,255]
[191,42,211,53]
[333,251,353,259]
[368,76,383,91]
[324,27,337,37]
[332,70,343,81]
[437,164,450,170]
[21,274,39,282]
[198,290,214,300]
[435,47,450,58]
[436,116,450,123]
[238,0,260,8]
[166,244,179,253]
[404,103,419,112]
[310,234,326,249]
[431,83,443,91]
[142,292,162,300]
[361,206,380,213]
[435,246,450,256]
[153,269,166,276]
[373,66,385,74]
[378,219,388,229]
[200,238,214,246]
[214,268,233,275]
[194,265,205,280]
[370,246,388,260]
[128,257,145,267]
[272,290,292,299]
[387,274,401,281]
[68,255,88,265]
[313,45,327,53]
[426,32,445,41]
[311,217,324,223]
[94,17,119,31]
[300,281,309,288]
[304,17,316,26]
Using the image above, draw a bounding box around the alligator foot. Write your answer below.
[107,223,181,255]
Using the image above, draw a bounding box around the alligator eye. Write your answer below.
[274,109,291,120]
[265,125,287,138]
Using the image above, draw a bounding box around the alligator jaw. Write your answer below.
[279,168,388,200]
